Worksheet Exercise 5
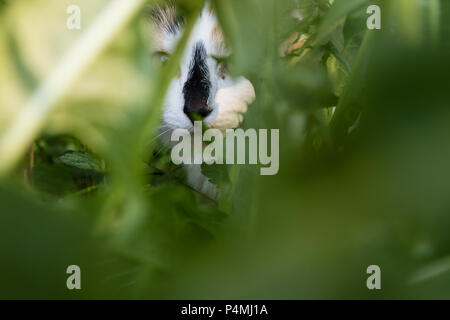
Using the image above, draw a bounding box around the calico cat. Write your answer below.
[148,2,255,199]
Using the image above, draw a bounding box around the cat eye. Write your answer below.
[153,51,170,66]
[160,54,169,63]
[210,55,229,65]
[211,55,230,80]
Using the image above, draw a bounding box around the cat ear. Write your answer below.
[146,2,184,35]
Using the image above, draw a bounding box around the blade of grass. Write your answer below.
[329,30,372,143]
[409,255,450,285]
[0,0,148,178]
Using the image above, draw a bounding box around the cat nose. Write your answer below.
[183,99,212,123]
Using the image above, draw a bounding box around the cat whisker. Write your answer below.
[150,127,172,143]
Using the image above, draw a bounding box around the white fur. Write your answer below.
[160,8,231,131]
[151,5,255,199]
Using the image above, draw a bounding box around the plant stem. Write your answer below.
[23,144,34,185]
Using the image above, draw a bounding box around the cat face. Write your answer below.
[149,3,245,134]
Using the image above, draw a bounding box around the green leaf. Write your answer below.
[314,0,370,45]
[59,151,103,172]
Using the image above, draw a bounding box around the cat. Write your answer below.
[148,2,255,199]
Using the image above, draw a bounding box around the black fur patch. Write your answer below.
[183,42,212,122]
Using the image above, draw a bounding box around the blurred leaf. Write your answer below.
[0,0,450,300]
[33,164,76,196]
[313,0,370,45]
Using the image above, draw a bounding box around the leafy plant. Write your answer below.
[1,0,450,299]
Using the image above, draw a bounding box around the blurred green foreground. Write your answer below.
[1,0,450,299]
